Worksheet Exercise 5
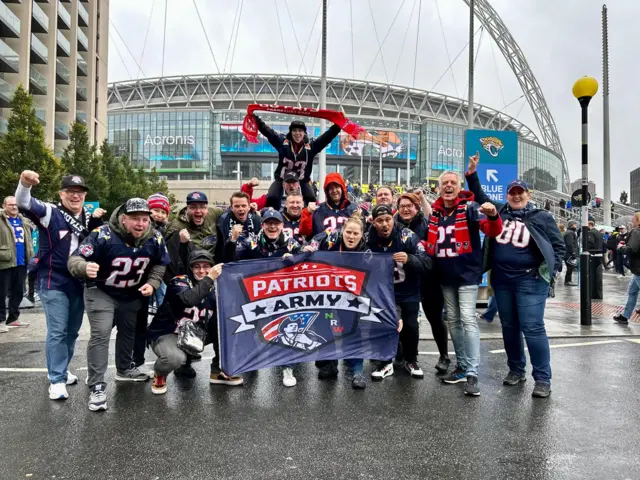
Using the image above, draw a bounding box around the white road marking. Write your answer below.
[625,338,640,344]
[0,367,48,373]
[418,352,455,356]
[490,339,623,354]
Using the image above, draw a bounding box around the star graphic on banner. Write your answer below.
[294,266,300,271]
[347,297,361,309]
[251,305,267,316]
[301,264,309,270]
[311,264,317,269]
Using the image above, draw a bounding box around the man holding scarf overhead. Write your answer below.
[242,104,365,207]
[426,170,502,396]
[15,171,105,401]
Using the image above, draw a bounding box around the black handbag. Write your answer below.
[176,321,207,356]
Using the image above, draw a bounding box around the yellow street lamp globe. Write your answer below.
[572,76,599,100]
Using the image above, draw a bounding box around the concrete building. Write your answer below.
[0,0,109,153]
[570,179,597,199]
[630,167,640,210]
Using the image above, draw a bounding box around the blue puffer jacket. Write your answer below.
[465,171,566,283]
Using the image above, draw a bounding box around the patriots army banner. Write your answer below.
[217,252,398,375]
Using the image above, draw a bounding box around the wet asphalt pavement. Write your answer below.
[2,338,640,480]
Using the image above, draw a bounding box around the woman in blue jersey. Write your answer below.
[466,155,565,399]
[306,210,370,389]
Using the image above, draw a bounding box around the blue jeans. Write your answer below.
[441,285,480,377]
[623,275,640,319]
[494,276,551,384]
[39,285,85,384]
[482,296,498,322]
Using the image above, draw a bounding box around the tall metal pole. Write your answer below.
[318,0,328,202]
[379,144,383,185]
[360,148,364,187]
[406,120,411,186]
[603,5,611,225]
[467,0,475,130]
[579,100,592,326]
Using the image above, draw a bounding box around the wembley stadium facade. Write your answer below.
[106,73,566,192]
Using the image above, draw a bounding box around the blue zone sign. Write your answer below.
[464,129,518,204]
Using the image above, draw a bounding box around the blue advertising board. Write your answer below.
[84,201,100,214]
[464,129,518,204]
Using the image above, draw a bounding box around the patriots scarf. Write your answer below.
[57,204,90,240]
[228,212,259,239]
[426,203,472,256]
[242,104,365,144]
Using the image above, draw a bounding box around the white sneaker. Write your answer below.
[371,363,394,380]
[88,383,108,412]
[66,371,78,385]
[282,368,297,387]
[48,382,69,400]
[405,362,424,378]
[0,323,8,333]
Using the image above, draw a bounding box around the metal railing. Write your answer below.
[0,39,19,71]
[34,107,46,124]
[77,54,88,75]
[77,27,88,50]
[54,117,69,137]
[56,58,69,82]
[78,1,89,26]
[55,86,68,109]
[56,30,70,55]
[31,33,48,60]
[29,65,48,92]
[57,0,71,28]
[0,2,20,35]
[0,76,15,100]
[32,0,49,31]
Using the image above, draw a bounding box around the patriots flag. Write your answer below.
[216,251,398,375]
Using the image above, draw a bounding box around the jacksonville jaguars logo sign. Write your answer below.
[228,261,384,352]
[479,136,504,157]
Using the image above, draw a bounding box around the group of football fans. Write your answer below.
[14,116,565,412]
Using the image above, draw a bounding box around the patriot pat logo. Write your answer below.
[228,261,384,352]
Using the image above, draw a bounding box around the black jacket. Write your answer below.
[564,229,578,260]
[587,228,604,255]
[620,228,640,275]
[255,115,341,183]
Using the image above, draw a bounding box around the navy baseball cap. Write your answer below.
[61,175,88,191]
[186,191,208,204]
[371,204,394,219]
[261,210,284,223]
[283,172,300,183]
[507,180,529,194]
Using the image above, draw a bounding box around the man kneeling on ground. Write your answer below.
[147,250,242,394]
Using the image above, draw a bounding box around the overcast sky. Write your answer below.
[108,0,640,199]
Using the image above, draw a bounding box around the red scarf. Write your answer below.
[426,202,473,256]
[242,104,365,144]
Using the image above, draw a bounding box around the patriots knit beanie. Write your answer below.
[147,193,170,214]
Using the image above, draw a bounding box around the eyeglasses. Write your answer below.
[192,265,210,270]
[398,204,414,210]
[4,204,17,207]
[187,204,208,211]
[63,189,87,196]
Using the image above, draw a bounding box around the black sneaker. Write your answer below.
[503,371,526,386]
[532,382,551,398]
[441,366,467,384]
[174,363,196,378]
[352,374,366,390]
[318,365,338,380]
[613,314,629,325]
[190,353,202,362]
[464,376,480,396]
[435,356,451,373]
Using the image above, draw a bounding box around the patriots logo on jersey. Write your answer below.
[79,244,94,257]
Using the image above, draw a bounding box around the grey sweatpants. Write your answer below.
[151,334,187,376]
[85,287,141,386]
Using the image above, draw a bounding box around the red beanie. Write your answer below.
[147,193,170,214]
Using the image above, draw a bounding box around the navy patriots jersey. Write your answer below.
[311,202,358,237]
[491,218,542,284]
[147,274,216,344]
[234,232,303,260]
[366,225,431,302]
[72,225,170,300]
[15,183,100,293]
[282,212,304,244]
[434,207,485,287]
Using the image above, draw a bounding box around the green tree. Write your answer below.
[60,122,108,203]
[96,142,175,213]
[0,85,61,201]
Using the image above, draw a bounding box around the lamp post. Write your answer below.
[572,76,599,326]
